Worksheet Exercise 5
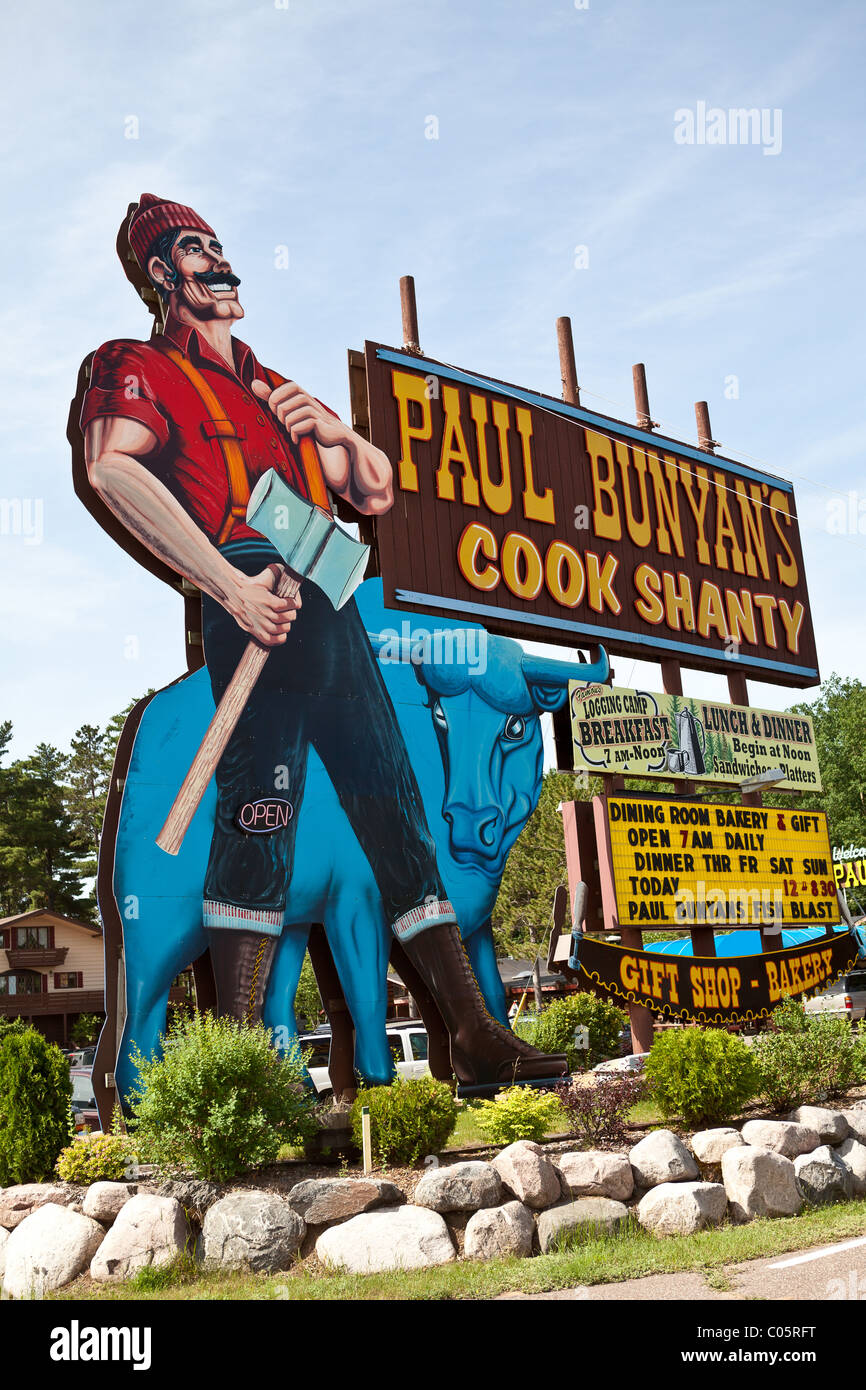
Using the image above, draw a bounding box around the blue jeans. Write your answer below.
[201,540,450,932]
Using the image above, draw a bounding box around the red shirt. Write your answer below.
[80,315,329,545]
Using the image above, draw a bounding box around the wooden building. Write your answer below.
[0,908,105,1046]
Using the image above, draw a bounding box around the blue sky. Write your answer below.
[1,0,864,760]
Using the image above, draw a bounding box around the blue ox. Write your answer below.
[108,580,606,1103]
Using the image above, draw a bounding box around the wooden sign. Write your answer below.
[569,683,822,791]
[557,928,860,1024]
[364,343,819,686]
[604,794,839,929]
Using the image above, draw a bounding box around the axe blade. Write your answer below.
[246,468,369,609]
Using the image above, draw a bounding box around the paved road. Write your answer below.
[498,1233,866,1300]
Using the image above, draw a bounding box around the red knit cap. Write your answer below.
[127,193,216,270]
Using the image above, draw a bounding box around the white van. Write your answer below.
[298,1025,431,1099]
[804,966,866,1024]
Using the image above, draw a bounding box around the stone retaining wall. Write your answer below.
[2,1101,865,1295]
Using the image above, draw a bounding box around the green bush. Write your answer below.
[475,1086,564,1144]
[125,1012,319,1181]
[532,993,627,1071]
[70,1013,102,1048]
[351,1076,457,1166]
[0,1020,73,1185]
[752,1002,866,1112]
[644,1027,759,1127]
[55,1131,133,1184]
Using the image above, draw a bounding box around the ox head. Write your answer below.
[368,626,608,881]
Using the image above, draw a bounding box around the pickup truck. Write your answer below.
[298,1024,431,1099]
[805,966,866,1024]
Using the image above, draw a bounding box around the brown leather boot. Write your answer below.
[398,922,568,1087]
[207,928,277,1025]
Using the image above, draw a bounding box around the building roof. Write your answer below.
[0,907,101,937]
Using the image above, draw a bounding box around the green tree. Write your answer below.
[0,741,92,918]
[785,674,866,846]
[66,723,112,874]
[294,951,323,1030]
[492,770,597,957]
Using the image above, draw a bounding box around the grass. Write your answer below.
[52,1197,866,1302]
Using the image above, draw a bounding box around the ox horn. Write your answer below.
[366,632,423,665]
[520,646,610,687]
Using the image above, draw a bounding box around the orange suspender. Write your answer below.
[263,368,332,515]
[160,346,332,547]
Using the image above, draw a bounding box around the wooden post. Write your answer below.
[400,275,421,354]
[556,317,580,406]
[695,401,717,454]
[632,363,653,431]
[361,1106,372,1174]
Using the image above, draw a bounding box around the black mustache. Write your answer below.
[194,270,241,288]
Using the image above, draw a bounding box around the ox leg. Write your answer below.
[115,920,203,1113]
[465,922,510,1026]
[324,895,395,1087]
[262,924,309,1068]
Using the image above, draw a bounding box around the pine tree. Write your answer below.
[66,723,112,875]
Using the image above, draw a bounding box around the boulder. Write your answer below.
[285,1177,403,1225]
[628,1130,699,1188]
[464,1201,535,1260]
[740,1120,819,1158]
[557,1151,634,1201]
[316,1206,455,1273]
[537,1197,629,1253]
[83,1182,134,1225]
[0,1227,7,1280]
[636,1182,727,1237]
[156,1179,223,1222]
[721,1145,803,1221]
[492,1141,564,1209]
[413,1161,502,1213]
[842,1107,866,1145]
[787,1106,849,1145]
[691,1128,745,1165]
[201,1190,305,1272]
[836,1138,866,1197]
[793,1145,853,1205]
[90,1194,189,1281]
[2,1203,104,1298]
[0,1183,78,1231]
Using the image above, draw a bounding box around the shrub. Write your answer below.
[0,1021,73,1185]
[70,1013,102,1048]
[644,1027,759,1127]
[555,1073,646,1147]
[532,993,627,1072]
[55,1131,133,1184]
[475,1086,563,1145]
[125,1012,319,1181]
[351,1076,457,1166]
[752,1003,866,1112]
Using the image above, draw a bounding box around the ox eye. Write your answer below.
[502,715,526,742]
[431,699,448,731]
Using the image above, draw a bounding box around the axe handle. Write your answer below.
[156,567,301,856]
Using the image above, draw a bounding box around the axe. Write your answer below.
[156,460,369,855]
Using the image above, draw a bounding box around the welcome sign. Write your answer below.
[569,684,821,790]
[364,344,819,686]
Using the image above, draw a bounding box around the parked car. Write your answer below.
[805,967,866,1024]
[69,1068,100,1134]
[66,1046,96,1069]
[297,1024,431,1099]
